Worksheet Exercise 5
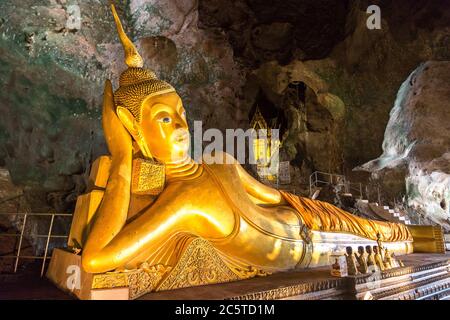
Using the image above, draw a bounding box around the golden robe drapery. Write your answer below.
[281,191,412,242]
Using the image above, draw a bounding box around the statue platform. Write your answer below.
[36,251,450,300]
[139,253,450,300]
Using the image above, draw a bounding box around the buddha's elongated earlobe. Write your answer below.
[134,126,154,159]
[116,106,152,159]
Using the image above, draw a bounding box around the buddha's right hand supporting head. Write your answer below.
[102,79,132,159]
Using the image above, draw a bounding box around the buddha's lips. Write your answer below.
[173,132,189,143]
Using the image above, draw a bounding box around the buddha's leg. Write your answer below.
[82,198,235,273]
[281,191,412,242]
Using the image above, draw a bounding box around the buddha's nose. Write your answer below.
[174,115,187,129]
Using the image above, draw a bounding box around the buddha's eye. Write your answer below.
[159,116,172,124]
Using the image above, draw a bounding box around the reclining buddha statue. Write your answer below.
[47,5,442,300]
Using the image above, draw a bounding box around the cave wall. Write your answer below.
[307,0,450,171]
[358,61,450,230]
[199,0,450,171]
[0,0,247,211]
[0,0,449,211]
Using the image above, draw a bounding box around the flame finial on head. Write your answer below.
[110,3,143,68]
[109,3,175,122]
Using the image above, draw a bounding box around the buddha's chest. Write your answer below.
[164,169,238,213]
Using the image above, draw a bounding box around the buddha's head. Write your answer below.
[345,246,353,255]
[365,245,372,254]
[110,4,189,163]
[358,246,365,255]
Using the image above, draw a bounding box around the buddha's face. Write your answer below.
[138,92,189,163]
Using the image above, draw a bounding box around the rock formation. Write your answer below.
[356,61,450,231]
[0,0,448,215]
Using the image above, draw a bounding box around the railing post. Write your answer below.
[359,183,363,199]
[14,213,28,273]
[377,185,381,205]
[41,213,55,277]
[309,173,312,195]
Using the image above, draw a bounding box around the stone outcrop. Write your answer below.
[357,61,450,231]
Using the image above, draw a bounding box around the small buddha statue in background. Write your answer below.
[390,251,405,268]
[366,245,376,269]
[345,246,360,276]
[383,248,393,269]
[376,232,385,261]
[373,246,385,271]
[331,258,341,274]
[355,246,368,274]
[330,255,348,277]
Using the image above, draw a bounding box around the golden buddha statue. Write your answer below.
[383,248,392,269]
[365,245,376,269]
[54,5,427,298]
[355,246,368,274]
[373,246,385,271]
[376,232,385,260]
[345,247,360,276]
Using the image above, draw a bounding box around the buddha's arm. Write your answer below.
[213,151,284,205]
[82,80,132,265]
[235,161,285,205]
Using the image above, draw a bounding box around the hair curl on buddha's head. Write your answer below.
[110,4,175,122]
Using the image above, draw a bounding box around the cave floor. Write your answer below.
[0,253,448,300]
[0,273,74,300]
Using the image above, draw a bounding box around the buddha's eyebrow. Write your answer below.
[150,104,168,118]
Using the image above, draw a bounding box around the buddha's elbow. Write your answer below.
[81,250,106,274]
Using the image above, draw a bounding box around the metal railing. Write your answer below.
[345,181,364,199]
[0,212,72,276]
[309,171,381,203]
[309,171,347,196]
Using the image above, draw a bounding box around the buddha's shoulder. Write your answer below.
[201,151,239,166]
[201,152,240,178]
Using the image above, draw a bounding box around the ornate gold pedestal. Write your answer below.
[47,238,256,300]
